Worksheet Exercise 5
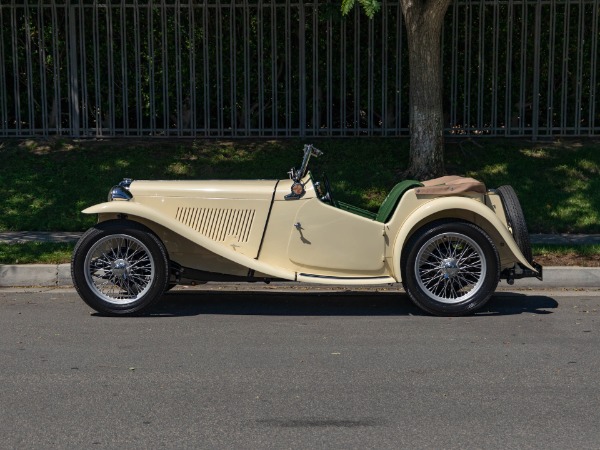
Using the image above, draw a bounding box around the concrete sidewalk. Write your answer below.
[0,231,84,243]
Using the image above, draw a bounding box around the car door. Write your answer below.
[287,198,385,273]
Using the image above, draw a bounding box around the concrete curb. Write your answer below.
[509,266,600,289]
[0,264,71,288]
[0,264,599,289]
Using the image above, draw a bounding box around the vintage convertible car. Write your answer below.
[72,144,542,316]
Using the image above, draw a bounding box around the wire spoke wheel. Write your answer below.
[415,232,486,304]
[84,234,155,305]
[72,220,169,315]
[402,221,499,316]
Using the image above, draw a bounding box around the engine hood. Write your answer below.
[129,179,279,200]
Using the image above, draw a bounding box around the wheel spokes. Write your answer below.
[415,233,486,304]
[84,234,155,304]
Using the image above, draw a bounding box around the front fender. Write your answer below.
[390,196,536,282]
[83,202,296,281]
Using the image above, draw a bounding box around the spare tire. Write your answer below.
[496,185,532,263]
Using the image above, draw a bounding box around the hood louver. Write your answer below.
[175,207,255,243]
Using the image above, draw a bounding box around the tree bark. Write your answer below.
[400,0,452,180]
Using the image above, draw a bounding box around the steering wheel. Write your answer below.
[321,174,336,206]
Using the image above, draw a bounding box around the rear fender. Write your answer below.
[390,197,536,282]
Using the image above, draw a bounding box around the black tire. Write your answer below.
[71,220,170,315]
[401,221,500,316]
[496,185,532,263]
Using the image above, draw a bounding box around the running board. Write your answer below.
[297,273,396,285]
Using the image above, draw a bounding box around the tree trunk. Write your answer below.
[400,0,452,180]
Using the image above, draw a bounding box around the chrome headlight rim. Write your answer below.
[108,178,134,202]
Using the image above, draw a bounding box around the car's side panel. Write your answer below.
[257,198,389,277]
[287,198,385,272]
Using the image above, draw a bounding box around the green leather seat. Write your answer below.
[374,180,423,223]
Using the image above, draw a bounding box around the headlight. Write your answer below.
[108,178,133,201]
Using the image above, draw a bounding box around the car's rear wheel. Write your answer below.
[496,185,532,263]
[71,220,169,315]
[402,221,500,316]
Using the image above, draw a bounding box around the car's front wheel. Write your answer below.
[402,221,500,316]
[71,220,170,315]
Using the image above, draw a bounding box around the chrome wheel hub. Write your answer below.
[111,259,129,278]
[441,258,460,278]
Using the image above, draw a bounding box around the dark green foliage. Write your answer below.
[341,0,382,18]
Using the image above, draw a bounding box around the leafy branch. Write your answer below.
[341,0,381,18]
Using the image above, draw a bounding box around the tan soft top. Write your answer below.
[416,175,486,195]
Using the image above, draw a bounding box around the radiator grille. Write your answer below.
[175,207,255,243]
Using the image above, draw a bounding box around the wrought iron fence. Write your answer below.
[1,0,598,138]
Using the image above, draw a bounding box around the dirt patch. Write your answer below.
[534,253,600,267]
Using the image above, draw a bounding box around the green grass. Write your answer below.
[0,137,599,233]
[0,242,74,264]
[533,244,600,258]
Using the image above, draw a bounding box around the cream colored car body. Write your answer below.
[83,174,535,285]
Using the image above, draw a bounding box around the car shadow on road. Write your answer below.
[137,290,559,318]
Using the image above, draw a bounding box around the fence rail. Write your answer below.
[1,0,599,138]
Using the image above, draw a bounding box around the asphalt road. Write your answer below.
[1,288,599,449]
